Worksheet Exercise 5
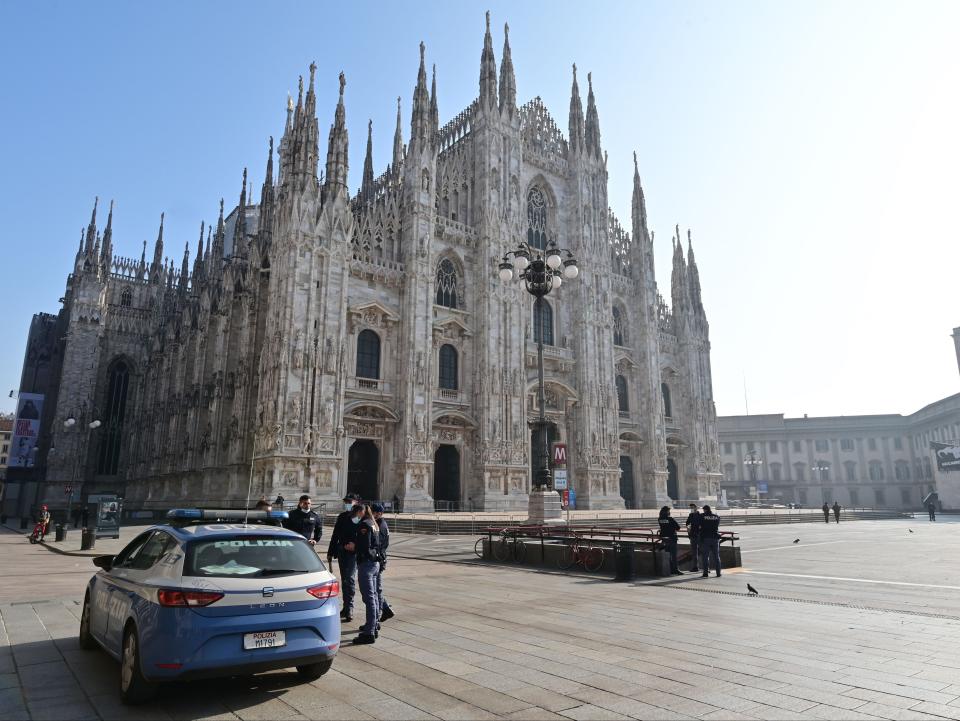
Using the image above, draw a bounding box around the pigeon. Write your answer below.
[793,539,800,544]
[908,529,914,533]
[747,583,759,596]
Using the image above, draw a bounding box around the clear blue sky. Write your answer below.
[1,0,957,418]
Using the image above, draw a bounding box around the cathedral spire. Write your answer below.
[392,96,404,174]
[687,228,704,313]
[671,225,688,315]
[283,64,320,192]
[430,64,439,135]
[323,72,350,197]
[137,239,146,280]
[568,64,584,156]
[410,42,432,152]
[498,22,516,117]
[479,11,498,111]
[84,196,98,255]
[151,212,165,280]
[233,168,248,257]
[360,120,375,205]
[631,152,649,241]
[259,137,275,249]
[585,72,601,158]
[192,221,205,283]
[179,241,190,292]
[101,199,114,272]
[211,198,225,272]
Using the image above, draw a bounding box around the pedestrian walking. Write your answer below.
[372,503,395,621]
[822,502,830,523]
[699,505,722,577]
[657,506,682,575]
[927,500,937,522]
[832,501,841,523]
[352,504,383,645]
[392,493,401,514]
[274,494,285,510]
[327,495,362,622]
[285,494,323,541]
[685,503,702,572]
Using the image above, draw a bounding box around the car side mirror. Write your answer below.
[93,555,114,571]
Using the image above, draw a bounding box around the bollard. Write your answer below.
[80,527,96,551]
[613,542,636,582]
[55,524,66,542]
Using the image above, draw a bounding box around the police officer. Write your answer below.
[822,502,830,523]
[352,504,383,645]
[699,504,721,577]
[657,506,682,575]
[327,495,362,622]
[285,494,323,542]
[685,503,702,573]
[832,501,841,523]
[371,503,394,621]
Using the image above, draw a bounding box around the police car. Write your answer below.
[78,509,340,704]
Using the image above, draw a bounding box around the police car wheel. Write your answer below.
[120,627,156,704]
[296,660,333,681]
[78,596,96,650]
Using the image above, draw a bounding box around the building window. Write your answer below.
[793,440,802,453]
[616,375,629,413]
[533,299,554,346]
[849,489,859,506]
[922,458,932,479]
[724,463,736,482]
[771,463,782,481]
[97,359,130,476]
[798,488,808,504]
[875,488,886,506]
[815,439,829,452]
[868,462,884,482]
[894,462,910,481]
[769,441,778,453]
[438,344,458,390]
[0,456,5,465]
[868,438,877,451]
[120,287,133,307]
[661,383,672,419]
[526,185,548,250]
[723,442,732,454]
[1,444,6,454]
[840,438,854,451]
[435,258,459,309]
[612,306,626,346]
[900,487,911,504]
[894,437,903,450]
[356,330,381,380]
[845,462,856,482]
[793,463,806,482]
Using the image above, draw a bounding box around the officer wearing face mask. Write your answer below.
[327,494,362,622]
[285,494,323,541]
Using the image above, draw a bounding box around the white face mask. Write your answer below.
[351,516,361,525]
[344,503,354,511]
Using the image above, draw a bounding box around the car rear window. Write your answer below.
[184,535,324,578]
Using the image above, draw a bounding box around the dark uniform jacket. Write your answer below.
[685,511,702,537]
[377,517,390,561]
[355,519,383,564]
[700,512,721,540]
[327,511,359,558]
[657,516,680,538]
[285,507,323,542]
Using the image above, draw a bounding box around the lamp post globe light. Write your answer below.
[812,460,829,503]
[743,450,763,506]
[498,238,578,497]
[63,414,102,522]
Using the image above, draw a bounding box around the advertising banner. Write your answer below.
[931,441,960,473]
[8,393,44,468]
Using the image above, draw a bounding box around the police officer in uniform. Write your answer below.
[657,506,683,575]
[285,494,322,539]
[699,504,721,577]
[352,504,383,645]
[371,503,394,621]
[685,503,702,573]
[327,495,362,622]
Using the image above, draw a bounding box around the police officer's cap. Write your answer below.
[370,502,384,513]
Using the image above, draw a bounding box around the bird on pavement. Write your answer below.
[908,529,914,533]
[747,583,759,595]
[793,538,800,544]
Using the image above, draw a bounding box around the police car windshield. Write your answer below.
[184,536,324,578]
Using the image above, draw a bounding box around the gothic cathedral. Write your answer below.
[34,16,721,512]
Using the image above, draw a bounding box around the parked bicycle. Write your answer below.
[557,536,605,572]
[492,530,527,563]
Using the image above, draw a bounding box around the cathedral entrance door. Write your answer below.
[619,456,636,509]
[433,445,460,511]
[667,458,679,501]
[347,440,379,501]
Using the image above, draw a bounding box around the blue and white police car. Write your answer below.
[78,509,340,704]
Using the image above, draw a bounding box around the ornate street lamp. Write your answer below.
[812,460,830,504]
[63,415,101,522]
[744,450,763,506]
[499,238,579,490]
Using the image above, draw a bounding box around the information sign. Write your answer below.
[553,469,568,490]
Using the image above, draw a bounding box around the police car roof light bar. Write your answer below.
[166,508,289,522]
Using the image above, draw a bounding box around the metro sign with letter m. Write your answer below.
[552,443,567,467]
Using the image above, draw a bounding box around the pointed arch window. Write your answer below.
[120,287,132,308]
[97,360,130,475]
[533,299,554,346]
[616,375,629,413]
[612,305,626,346]
[439,344,458,390]
[356,330,381,380]
[526,185,548,250]
[661,382,672,419]
[435,258,459,309]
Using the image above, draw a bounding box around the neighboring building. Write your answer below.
[0,414,14,506]
[21,17,720,512]
[718,393,960,510]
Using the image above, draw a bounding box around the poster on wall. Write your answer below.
[8,393,44,468]
[931,441,960,473]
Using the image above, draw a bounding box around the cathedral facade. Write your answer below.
[30,17,721,513]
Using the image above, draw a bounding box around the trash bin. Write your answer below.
[55,524,66,542]
[20,517,28,529]
[80,527,96,551]
[613,542,636,582]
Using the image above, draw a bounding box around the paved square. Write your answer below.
[2,517,959,720]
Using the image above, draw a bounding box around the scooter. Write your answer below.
[29,519,49,544]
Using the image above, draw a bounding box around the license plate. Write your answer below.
[243,631,286,650]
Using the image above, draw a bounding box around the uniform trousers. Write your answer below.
[376,562,392,613]
[663,536,679,573]
[337,554,357,614]
[700,537,721,575]
[357,559,381,636]
[688,534,700,570]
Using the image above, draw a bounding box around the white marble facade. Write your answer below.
[37,17,721,512]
